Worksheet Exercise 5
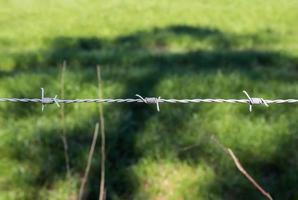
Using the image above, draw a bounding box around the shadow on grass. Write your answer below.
[2,25,298,199]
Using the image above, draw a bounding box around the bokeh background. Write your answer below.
[0,0,298,199]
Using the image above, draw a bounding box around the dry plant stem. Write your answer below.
[60,61,71,176]
[78,123,100,200]
[211,135,273,200]
[97,66,106,200]
[227,149,273,200]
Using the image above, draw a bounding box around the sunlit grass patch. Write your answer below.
[133,159,217,200]
[39,176,79,200]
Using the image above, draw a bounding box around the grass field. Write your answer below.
[0,0,298,199]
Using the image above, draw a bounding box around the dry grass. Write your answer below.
[60,61,70,176]
[78,123,99,200]
[97,65,106,200]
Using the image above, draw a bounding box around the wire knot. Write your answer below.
[243,90,268,112]
[41,88,60,111]
[135,94,161,112]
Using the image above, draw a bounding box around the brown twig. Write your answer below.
[60,61,71,176]
[227,149,273,200]
[78,123,100,200]
[97,65,106,200]
[211,135,273,200]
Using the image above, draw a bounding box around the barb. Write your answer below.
[0,90,297,112]
[135,94,161,111]
[243,90,269,112]
[41,88,60,111]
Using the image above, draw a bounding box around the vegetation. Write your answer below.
[0,0,298,199]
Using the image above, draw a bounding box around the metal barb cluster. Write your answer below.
[135,94,161,112]
[243,90,269,112]
[41,88,60,111]
[0,88,297,112]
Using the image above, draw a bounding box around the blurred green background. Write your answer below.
[0,0,298,199]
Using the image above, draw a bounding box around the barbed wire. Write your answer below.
[0,88,297,112]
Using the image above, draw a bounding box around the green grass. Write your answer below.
[0,0,298,199]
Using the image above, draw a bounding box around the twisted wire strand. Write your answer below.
[0,89,297,113]
[0,97,297,104]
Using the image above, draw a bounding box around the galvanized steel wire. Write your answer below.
[0,88,297,112]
